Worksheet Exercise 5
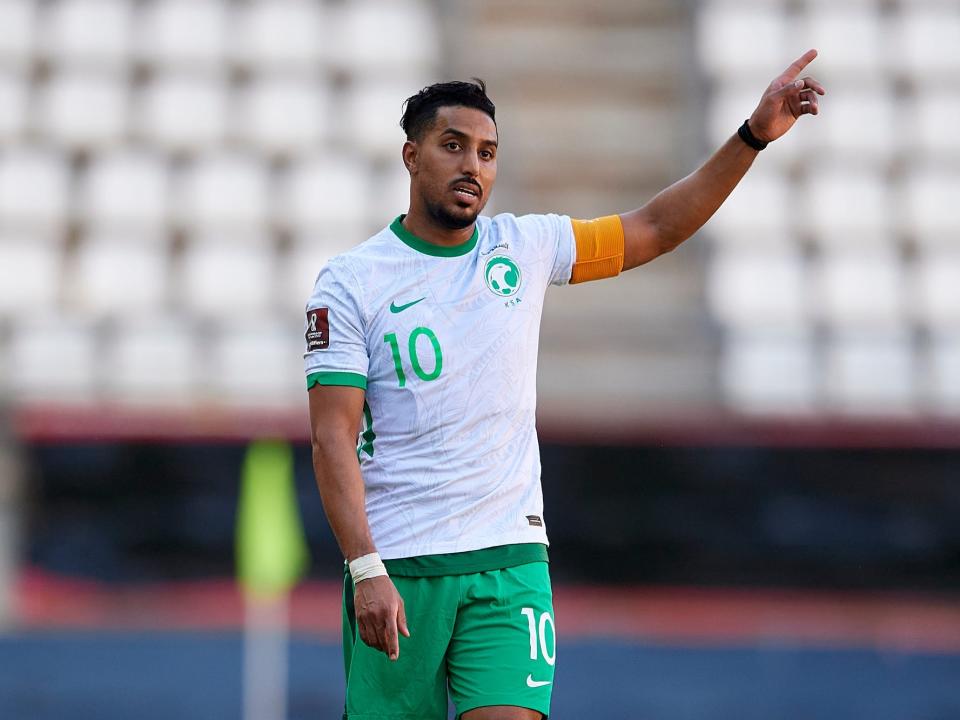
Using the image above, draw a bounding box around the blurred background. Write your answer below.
[1,0,959,718]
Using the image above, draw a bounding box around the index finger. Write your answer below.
[384,617,400,660]
[779,48,818,81]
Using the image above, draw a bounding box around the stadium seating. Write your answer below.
[79,149,170,231]
[825,331,916,414]
[5,315,98,402]
[0,73,28,143]
[0,0,954,419]
[206,317,304,405]
[73,232,169,317]
[38,71,129,150]
[136,74,228,153]
[707,247,808,330]
[175,152,270,233]
[42,0,132,69]
[137,0,228,71]
[104,315,197,404]
[235,76,331,158]
[816,248,904,328]
[722,330,817,413]
[0,235,61,316]
[0,147,70,233]
[0,0,35,69]
[277,153,369,235]
[179,235,274,318]
[232,0,326,72]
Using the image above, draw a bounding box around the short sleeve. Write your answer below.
[512,213,576,287]
[303,258,369,390]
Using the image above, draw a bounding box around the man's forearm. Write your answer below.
[312,439,377,561]
[626,133,758,259]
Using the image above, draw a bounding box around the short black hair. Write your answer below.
[400,79,496,141]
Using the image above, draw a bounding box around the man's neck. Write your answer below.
[401,209,475,248]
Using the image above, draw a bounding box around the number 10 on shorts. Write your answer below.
[521,608,556,665]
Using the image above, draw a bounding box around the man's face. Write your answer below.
[405,105,498,230]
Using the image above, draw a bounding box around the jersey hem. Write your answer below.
[382,543,548,577]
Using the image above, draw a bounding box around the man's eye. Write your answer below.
[480,151,494,160]
[446,142,460,150]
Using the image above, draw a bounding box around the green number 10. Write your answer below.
[383,327,443,387]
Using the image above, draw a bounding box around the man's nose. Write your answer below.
[460,150,480,177]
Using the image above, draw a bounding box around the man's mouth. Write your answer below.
[451,182,481,202]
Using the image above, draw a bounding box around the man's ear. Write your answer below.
[402,140,417,174]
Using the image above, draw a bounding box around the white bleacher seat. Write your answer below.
[37,71,128,150]
[208,317,304,405]
[0,235,61,315]
[104,315,196,404]
[816,248,903,328]
[372,164,411,225]
[233,0,324,72]
[342,78,413,159]
[707,247,808,330]
[279,234,361,313]
[80,149,168,231]
[42,0,131,69]
[824,330,915,414]
[815,90,895,164]
[278,154,368,235]
[6,315,98,402]
[705,168,791,245]
[0,147,70,233]
[0,73,28,142]
[73,232,168,317]
[802,4,883,79]
[0,0,35,69]
[928,332,960,414]
[136,74,227,153]
[137,0,227,70]
[913,249,960,329]
[804,167,890,244]
[176,153,270,232]
[236,76,329,157]
[180,236,273,317]
[722,329,816,413]
[332,0,438,75]
[901,167,960,244]
[911,90,960,159]
[696,1,788,80]
[895,4,960,80]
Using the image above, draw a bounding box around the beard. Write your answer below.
[424,197,480,230]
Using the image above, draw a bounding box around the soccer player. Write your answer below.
[306,50,824,720]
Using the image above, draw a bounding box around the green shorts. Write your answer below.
[341,560,556,719]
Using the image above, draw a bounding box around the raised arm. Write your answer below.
[309,384,409,659]
[619,48,825,270]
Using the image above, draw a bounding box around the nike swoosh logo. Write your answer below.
[389,297,426,314]
[526,675,552,688]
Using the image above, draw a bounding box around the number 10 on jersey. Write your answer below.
[383,327,443,387]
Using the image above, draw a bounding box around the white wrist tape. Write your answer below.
[348,552,388,583]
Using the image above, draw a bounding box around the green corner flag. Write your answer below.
[236,440,309,598]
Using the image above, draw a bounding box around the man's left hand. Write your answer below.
[748,48,826,144]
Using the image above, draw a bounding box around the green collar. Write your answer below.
[390,215,479,257]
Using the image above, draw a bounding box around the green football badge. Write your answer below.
[484,255,522,297]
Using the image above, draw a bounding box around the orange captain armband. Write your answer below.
[569,215,625,284]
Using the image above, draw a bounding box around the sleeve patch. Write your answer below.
[305,307,330,351]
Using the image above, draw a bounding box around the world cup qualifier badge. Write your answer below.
[305,308,329,351]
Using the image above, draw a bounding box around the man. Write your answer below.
[306,50,824,720]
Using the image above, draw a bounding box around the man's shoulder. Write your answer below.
[481,212,573,252]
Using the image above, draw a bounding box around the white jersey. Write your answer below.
[304,213,576,559]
